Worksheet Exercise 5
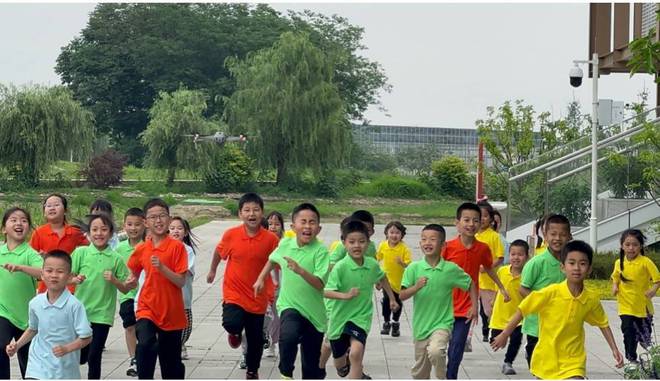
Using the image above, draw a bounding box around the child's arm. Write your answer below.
[599,326,624,368]
[151,256,185,288]
[104,271,135,294]
[646,282,660,299]
[519,286,531,298]
[466,281,479,324]
[485,266,511,302]
[52,336,92,358]
[379,277,400,312]
[490,310,523,351]
[5,329,37,357]
[253,261,275,297]
[612,281,619,296]
[283,256,324,291]
[2,263,42,279]
[324,288,359,300]
[206,249,222,284]
[399,277,427,301]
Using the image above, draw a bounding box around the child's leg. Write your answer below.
[119,300,137,358]
[0,317,16,379]
[15,329,30,379]
[263,306,273,346]
[243,312,265,374]
[524,335,538,368]
[478,293,490,341]
[83,323,111,379]
[135,319,160,379]
[278,309,303,378]
[222,303,247,339]
[125,326,137,357]
[620,315,638,361]
[299,317,325,379]
[382,290,392,322]
[181,309,193,347]
[157,327,185,379]
[411,337,432,379]
[330,336,351,376]
[392,291,403,322]
[347,338,366,379]
[427,329,451,379]
[446,317,470,379]
[270,301,280,345]
[504,326,523,365]
[319,336,332,369]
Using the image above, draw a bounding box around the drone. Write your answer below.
[184,132,247,147]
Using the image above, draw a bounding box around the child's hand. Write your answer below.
[390,300,400,312]
[347,287,360,299]
[52,344,70,358]
[206,270,216,284]
[125,274,138,289]
[613,348,624,368]
[415,276,428,289]
[501,289,511,303]
[466,304,478,326]
[253,279,265,298]
[6,342,16,357]
[103,270,115,282]
[150,256,162,270]
[72,274,86,284]
[612,283,619,296]
[3,263,20,273]
[283,257,301,275]
[479,265,485,273]
[396,257,406,267]
[490,333,508,351]
[645,289,656,299]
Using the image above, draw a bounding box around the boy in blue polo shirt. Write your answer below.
[5,250,92,379]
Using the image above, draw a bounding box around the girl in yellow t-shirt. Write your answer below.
[611,229,660,363]
[376,221,412,337]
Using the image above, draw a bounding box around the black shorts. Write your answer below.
[329,321,367,359]
[119,299,136,328]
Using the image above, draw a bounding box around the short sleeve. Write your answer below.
[28,248,44,268]
[186,247,196,275]
[376,242,384,262]
[402,245,413,265]
[645,258,660,283]
[324,264,342,291]
[520,257,539,289]
[450,264,472,291]
[518,287,552,317]
[313,246,330,283]
[72,302,93,338]
[584,299,609,328]
[269,245,283,267]
[493,234,504,258]
[70,247,83,274]
[401,264,415,289]
[172,244,188,275]
[373,262,386,282]
[114,256,129,282]
[216,230,231,260]
[29,230,41,252]
[611,259,622,282]
[28,302,38,331]
[329,243,346,265]
[127,248,143,274]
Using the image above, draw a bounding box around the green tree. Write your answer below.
[141,88,214,186]
[398,144,443,176]
[224,32,350,184]
[430,156,473,199]
[0,84,95,185]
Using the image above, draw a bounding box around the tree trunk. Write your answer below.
[167,167,176,187]
[276,157,287,186]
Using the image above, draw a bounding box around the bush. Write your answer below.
[315,170,340,198]
[351,175,432,199]
[203,146,253,193]
[79,149,127,189]
[590,250,660,280]
[430,156,473,199]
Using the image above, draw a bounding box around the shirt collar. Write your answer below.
[558,280,589,305]
[89,244,112,256]
[146,235,172,252]
[421,257,446,270]
[345,255,373,271]
[241,225,265,241]
[43,289,72,309]
[0,241,30,255]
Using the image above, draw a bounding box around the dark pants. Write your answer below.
[490,327,522,364]
[80,323,111,379]
[479,298,489,340]
[0,317,29,379]
[135,318,185,379]
[278,308,325,379]
[525,335,538,368]
[621,314,653,362]
[222,303,265,373]
[446,317,471,379]
[382,290,402,322]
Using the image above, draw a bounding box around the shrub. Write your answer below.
[589,250,660,280]
[352,175,432,199]
[203,146,253,193]
[430,156,473,199]
[315,170,340,198]
[79,149,127,189]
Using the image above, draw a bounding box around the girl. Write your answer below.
[264,211,283,358]
[376,220,412,337]
[88,199,120,250]
[30,193,88,293]
[611,229,660,363]
[71,213,135,379]
[0,208,43,379]
[169,217,198,361]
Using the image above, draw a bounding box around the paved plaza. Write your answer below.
[10,219,650,379]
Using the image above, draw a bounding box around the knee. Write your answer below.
[348,348,362,365]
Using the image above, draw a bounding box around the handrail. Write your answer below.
[572,199,658,235]
[547,143,643,184]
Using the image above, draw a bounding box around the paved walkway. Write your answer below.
[10,220,651,379]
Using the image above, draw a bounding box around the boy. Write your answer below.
[207,192,279,380]
[400,224,477,379]
[254,202,329,379]
[324,220,399,380]
[115,207,145,377]
[443,202,509,380]
[329,210,377,265]
[127,198,188,379]
[492,240,624,378]
[6,250,92,379]
[488,239,529,375]
[519,214,571,366]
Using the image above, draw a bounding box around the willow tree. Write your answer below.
[142,88,215,186]
[224,31,351,185]
[0,84,95,185]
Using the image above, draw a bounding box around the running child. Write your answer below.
[329,210,377,265]
[264,211,284,358]
[87,199,120,250]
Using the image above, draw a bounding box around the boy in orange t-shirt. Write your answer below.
[206,192,279,380]
[127,198,188,379]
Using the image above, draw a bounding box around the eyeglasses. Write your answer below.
[146,213,169,221]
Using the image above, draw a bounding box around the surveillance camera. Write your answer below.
[569,65,583,88]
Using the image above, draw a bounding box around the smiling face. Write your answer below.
[124,215,145,241]
[544,222,571,255]
[44,195,66,224]
[145,206,170,238]
[479,207,491,231]
[90,217,111,249]
[344,231,369,261]
[420,229,444,257]
[169,219,186,242]
[386,225,403,246]
[291,209,321,246]
[239,202,263,232]
[456,209,480,238]
[508,245,528,271]
[561,250,591,283]
[2,210,30,243]
[622,235,642,260]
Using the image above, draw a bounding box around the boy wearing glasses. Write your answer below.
[127,198,188,379]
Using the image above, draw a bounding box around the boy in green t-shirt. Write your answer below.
[253,203,329,380]
[115,207,145,377]
[400,224,477,379]
[328,210,377,266]
[325,220,399,380]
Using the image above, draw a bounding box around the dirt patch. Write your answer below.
[170,204,232,221]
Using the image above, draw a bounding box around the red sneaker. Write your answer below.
[228,333,242,349]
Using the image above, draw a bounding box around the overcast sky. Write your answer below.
[0,2,655,128]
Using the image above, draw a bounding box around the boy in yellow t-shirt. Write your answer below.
[376,221,412,337]
[488,240,529,375]
[492,240,624,379]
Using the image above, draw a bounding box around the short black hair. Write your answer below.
[350,210,374,226]
[560,240,593,265]
[238,192,264,211]
[477,200,495,223]
[510,239,530,256]
[89,213,115,235]
[422,224,446,241]
[43,249,72,272]
[124,207,145,220]
[291,203,320,222]
[544,214,571,233]
[341,220,370,241]
[384,221,406,238]
[456,202,481,220]
[90,199,113,216]
[143,198,170,214]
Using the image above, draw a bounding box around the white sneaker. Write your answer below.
[265,344,277,358]
[502,362,516,375]
[181,346,189,360]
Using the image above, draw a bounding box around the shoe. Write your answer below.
[483,335,489,342]
[126,357,137,377]
[265,344,277,358]
[380,322,391,335]
[181,346,189,360]
[502,362,516,375]
[228,333,242,349]
[246,370,259,379]
[391,322,400,337]
[240,354,247,369]
[337,363,350,378]
[263,335,271,350]
[280,374,293,380]
[361,373,372,379]
[464,340,472,353]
